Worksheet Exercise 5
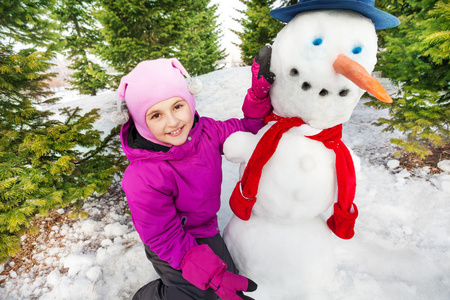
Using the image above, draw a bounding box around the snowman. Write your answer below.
[223,1,399,299]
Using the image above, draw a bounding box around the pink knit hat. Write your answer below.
[114,58,202,145]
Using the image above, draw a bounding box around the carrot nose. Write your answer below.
[333,54,393,103]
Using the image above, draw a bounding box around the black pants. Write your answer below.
[132,233,238,300]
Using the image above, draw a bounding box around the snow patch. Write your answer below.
[437,160,450,173]
[63,253,95,277]
[387,159,400,169]
[104,222,129,237]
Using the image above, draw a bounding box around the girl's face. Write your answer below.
[145,96,194,146]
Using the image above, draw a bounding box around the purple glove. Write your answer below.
[242,45,274,119]
[251,45,275,99]
[181,244,257,300]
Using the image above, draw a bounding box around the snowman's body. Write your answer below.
[225,215,334,299]
[224,9,382,299]
[224,126,340,299]
[224,123,363,299]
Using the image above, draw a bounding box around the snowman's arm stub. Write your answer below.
[224,131,260,164]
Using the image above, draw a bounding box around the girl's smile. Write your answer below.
[145,96,194,146]
[168,126,184,136]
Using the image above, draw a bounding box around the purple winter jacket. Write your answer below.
[120,94,270,270]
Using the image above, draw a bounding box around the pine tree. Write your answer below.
[52,0,110,96]
[1,0,57,262]
[96,0,224,79]
[370,0,449,158]
[174,0,225,75]
[235,0,296,65]
[0,0,126,262]
[234,0,283,65]
[0,0,57,47]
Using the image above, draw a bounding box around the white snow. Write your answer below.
[387,159,400,169]
[438,160,450,173]
[0,67,449,299]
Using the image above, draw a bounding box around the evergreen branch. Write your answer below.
[74,125,120,165]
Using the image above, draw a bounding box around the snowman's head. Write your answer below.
[270,10,378,129]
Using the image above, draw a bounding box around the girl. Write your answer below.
[116,48,273,300]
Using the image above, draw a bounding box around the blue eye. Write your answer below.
[352,46,362,54]
[312,38,323,46]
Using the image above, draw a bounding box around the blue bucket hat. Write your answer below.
[270,0,400,30]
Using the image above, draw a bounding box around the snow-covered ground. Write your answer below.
[0,67,449,299]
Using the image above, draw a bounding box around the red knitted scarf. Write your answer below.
[229,113,359,239]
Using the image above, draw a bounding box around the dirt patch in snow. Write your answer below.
[398,143,450,174]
